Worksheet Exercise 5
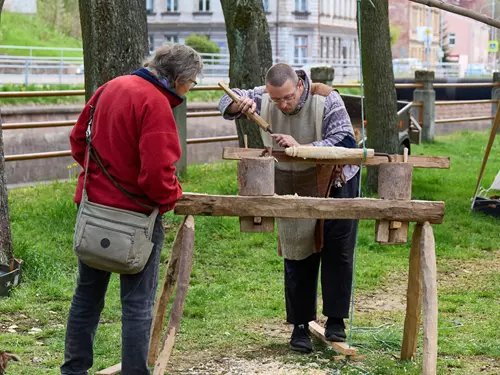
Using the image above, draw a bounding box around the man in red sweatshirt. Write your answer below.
[61,43,203,375]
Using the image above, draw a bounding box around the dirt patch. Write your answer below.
[353,250,500,314]
[171,356,329,375]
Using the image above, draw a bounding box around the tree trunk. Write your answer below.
[79,0,148,100]
[220,0,273,149]
[0,0,14,268]
[360,0,399,194]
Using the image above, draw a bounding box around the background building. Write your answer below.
[146,0,359,68]
[389,0,441,65]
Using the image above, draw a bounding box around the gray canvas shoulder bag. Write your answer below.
[73,93,159,274]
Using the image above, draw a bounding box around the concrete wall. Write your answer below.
[1,104,237,186]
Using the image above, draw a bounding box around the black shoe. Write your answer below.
[325,318,347,342]
[289,324,312,353]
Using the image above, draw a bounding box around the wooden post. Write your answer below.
[173,99,187,179]
[148,216,191,365]
[153,215,195,375]
[420,222,438,375]
[401,223,423,360]
[238,157,275,232]
[376,161,413,244]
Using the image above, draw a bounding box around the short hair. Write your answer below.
[265,63,298,87]
[143,43,204,84]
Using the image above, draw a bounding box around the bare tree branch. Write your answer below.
[409,0,500,29]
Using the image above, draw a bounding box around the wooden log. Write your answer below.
[401,223,423,360]
[238,157,275,232]
[174,194,445,224]
[95,363,121,375]
[238,157,275,196]
[308,321,357,356]
[376,162,413,245]
[222,147,451,169]
[153,216,195,375]
[285,145,375,159]
[148,216,191,365]
[420,222,438,375]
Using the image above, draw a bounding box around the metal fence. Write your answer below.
[2,45,477,86]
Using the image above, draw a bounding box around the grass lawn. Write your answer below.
[0,131,499,374]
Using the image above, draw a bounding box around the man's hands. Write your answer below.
[271,133,300,148]
[227,97,257,117]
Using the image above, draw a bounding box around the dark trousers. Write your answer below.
[61,215,164,375]
[285,173,359,324]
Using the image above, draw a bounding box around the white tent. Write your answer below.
[489,170,500,192]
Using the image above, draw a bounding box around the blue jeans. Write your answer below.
[61,214,164,375]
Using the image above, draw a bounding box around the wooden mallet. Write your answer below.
[218,81,274,134]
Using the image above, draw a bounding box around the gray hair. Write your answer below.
[266,63,298,87]
[143,43,204,84]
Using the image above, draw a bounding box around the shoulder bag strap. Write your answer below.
[83,88,156,211]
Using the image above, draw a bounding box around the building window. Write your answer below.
[166,0,178,11]
[295,0,307,12]
[448,33,456,47]
[326,37,329,58]
[148,35,154,53]
[199,0,210,11]
[146,0,154,12]
[263,0,269,12]
[165,35,178,43]
[294,35,308,64]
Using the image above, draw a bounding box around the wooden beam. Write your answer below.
[420,222,438,375]
[309,321,357,356]
[401,223,423,360]
[222,148,450,169]
[95,363,121,375]
[409,0,500,29]
[153,216,195,375]
[175,194,445,224]
[148,216,191,365]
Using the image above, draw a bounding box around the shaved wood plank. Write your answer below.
[222,148,451,169]
[420,222,438,375]
[390,222,409,244]
[390,221,403,229]
[309,321,357,356]
[153,216,195,375]
[401,223,423,360]
[95,363,121,375]
[175,194,445,224]
[376,220,390,242]
[148,216,191,365]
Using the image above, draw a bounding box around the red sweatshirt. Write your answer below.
[71,74,183,214]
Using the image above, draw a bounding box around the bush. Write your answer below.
[185,34,220,55]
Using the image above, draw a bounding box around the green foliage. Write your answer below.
[0,132,498,374]
[390,25,402,47]
[0,11,82,57]
[185,34,220,55]
[37,0,81,40]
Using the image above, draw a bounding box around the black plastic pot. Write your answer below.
[0,259,23,297]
